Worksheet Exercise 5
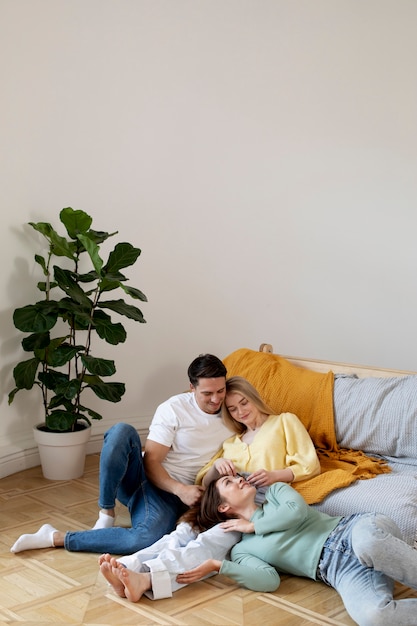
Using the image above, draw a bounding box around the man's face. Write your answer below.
[191,377,226,414]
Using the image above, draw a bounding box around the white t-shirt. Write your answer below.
[147,392,231,485]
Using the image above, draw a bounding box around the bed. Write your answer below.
[223,344,417,545]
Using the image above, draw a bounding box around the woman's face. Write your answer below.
[225,392,261,430]
[216,474,256,508]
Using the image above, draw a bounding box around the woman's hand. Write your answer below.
[220,518,255,534]
[213,458,237,476]
[176,559,222,584]
[247,468,294,487]
[202,459,236,488]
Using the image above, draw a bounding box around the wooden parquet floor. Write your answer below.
[1,455,411,626]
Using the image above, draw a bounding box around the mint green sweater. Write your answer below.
[220,482,342,591]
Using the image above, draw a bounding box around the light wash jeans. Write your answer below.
[64,423,186,554]
[317,513,417,626]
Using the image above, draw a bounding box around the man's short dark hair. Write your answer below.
[187,354,227,387]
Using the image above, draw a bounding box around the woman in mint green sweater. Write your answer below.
[177,476,417,626]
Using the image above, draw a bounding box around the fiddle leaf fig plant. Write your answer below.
[8,207,147,432]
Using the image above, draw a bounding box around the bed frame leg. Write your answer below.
[259,343,273,353]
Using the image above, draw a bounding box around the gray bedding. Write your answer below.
[313,373,417,545]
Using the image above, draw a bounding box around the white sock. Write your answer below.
[92,511,115,530]
[10,523,57,553]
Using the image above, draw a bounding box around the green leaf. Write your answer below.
[60,208,92,238]
[13,301,59,333]
[48,394,72,410]
[37,281,58,292]
[41,377,82,401]
[8,387,19,404]
[22,331,51,352]
[29,221,54,238]
[81,354,116,376]
[76,270,99,284]
[34,334,66,354]
[34,254,48,274]
[34,336,80,366]
[83,376,125,402]
[12,358,40,389]
[57,297,92,329]
[46,410,80,431]
[92,310,127,344]
[104,242,141,273]
[29,221,76,259]
[49,231,77,258]
[55,378,82,399]
[38,369,69,390]
[54,267,93,307]
[96,320,127,344]
[45,343,84,367]
[80,405,103,421]
[99,278,123,293]
[120,284,148,302]
[77,233,104,274]
[88,229,117,245]
[98,299,146,323]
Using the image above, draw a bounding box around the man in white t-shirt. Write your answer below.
[11,355,231,556]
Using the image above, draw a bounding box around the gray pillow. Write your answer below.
[333,374,417,459]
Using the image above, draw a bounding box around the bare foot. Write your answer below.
[98,553,112,566]
[99,554,126,598]
[110,559,152,603]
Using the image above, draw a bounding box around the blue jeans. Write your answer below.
[64,423,186,554]
[317,513,417,626]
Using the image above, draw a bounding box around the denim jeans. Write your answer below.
[64,423,186,554]
[317,513,417,626]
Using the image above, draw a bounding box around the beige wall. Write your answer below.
[1,0,417,475]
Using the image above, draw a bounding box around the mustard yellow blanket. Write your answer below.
[223,348,390,504]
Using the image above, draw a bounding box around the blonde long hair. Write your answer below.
[221,376,274,435]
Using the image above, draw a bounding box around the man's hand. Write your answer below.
[144,441,204,505]
[176,559,222,584]
[175,483,205,507]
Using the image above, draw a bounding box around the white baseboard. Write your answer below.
[0,419,150,479]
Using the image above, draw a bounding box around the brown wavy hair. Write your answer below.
[180,479,229,532]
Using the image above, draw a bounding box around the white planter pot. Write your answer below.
[33,423,91,480]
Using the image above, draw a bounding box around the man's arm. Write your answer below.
[144,440,204,507]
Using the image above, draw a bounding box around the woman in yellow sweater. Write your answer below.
[196,376,321,491]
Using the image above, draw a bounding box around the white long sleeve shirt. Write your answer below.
[119,522,241,599]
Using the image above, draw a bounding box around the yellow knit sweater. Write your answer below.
[196,412,321,486]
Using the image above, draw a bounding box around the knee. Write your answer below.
[357,603,396,626]
[352,514,402,566]
[103,423,142,453]
[105,422,140,442]
[353,514,402,543]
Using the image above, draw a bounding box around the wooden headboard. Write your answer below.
[259,343,416,379]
